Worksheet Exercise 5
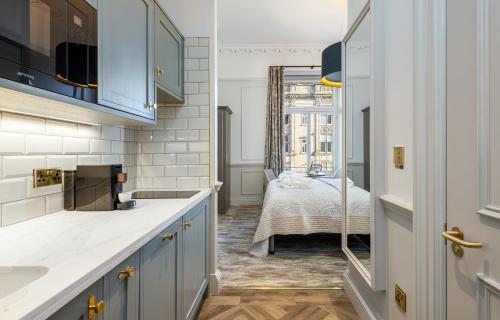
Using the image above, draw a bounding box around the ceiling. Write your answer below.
[218,0,348,46]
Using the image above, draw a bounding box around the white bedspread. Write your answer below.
[250,178,370,257]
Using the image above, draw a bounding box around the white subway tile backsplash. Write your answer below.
[188,118,209,130]
[123,154,136,166]
[135,177,153,189]
[185,59,200,70]
[136,131,153,142]
[101,155,121,164]
[188,165,209,177]
[199,59,209,70]
[188,142,209,153]
[177,177,199,189]
[46,192,64,214]
[90,139,111,154]
[141,166,164,177]
[177,154,199,165]
[199,82,209,93]
[0,132,25,154]
[199,106,209,117]
[153,154,176,165]
[141,142,164,153]
[77,155,101,165]
[165,165,188,177]
[47,155,77,170]
[200,177,209,188]
[184,83,199,95]
[175,107,199,118]
[164,119,188,129]
[78,124,101,138]
[198,38,209,46]
[152,130,176,141]
[185,37,199,47]
[26,176,62,198]
[165,142,187,153]
[142,119,165,130]
[46,121,77,137]
[0,178,26,203]
[176,130,199,141]
[26,135,62,154]
[157,108,175,119]
[187,93,209,105]
[187,46,208,58]
[101,125,121,140]
[2,113,45,134]
[111,141,125,154]
[1,197,45,226]
[187,71,209,83]
[137,154,153,165]
[199,130,209,141]
[199,153,209,164]
[153,177,177,189]
[3,156,46,178]
[63,137,89,154]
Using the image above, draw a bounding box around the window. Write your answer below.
[301,113,308,125]
[283,78,340,172]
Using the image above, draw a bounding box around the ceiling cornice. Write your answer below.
[218,46,326,56]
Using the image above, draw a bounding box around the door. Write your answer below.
[445,0,500,319]
[140,219,182,320]
[103,253,139,320]
[98,0,155,119]
[49,280,104,320]
[154,4,183,101]
[182,201,209,320]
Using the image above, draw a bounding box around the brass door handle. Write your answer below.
[88,295,105,320]
[162,232,174,241]
[442,226,482,257]
[117,266,136,280]
[183,220,192,229]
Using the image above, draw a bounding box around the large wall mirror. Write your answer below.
[343,5,372,278]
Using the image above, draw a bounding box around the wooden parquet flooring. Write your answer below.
[197,289,358,320]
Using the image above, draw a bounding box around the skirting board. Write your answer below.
[343,271,381,320]
[209,270,222,295]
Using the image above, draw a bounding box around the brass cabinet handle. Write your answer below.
[162,232,174,241]
[117,266,136,280]
[156,67,166,76]
[183,220,192,229]
[88,295,105,320]
[442,226,482,257]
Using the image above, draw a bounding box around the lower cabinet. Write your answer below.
[103,253,140,320]
[49,197,210,320]
[49,280,104,320]
[182,202,209,320]
[140,219,182,320]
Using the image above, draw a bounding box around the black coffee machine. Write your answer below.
[65,164,128,211]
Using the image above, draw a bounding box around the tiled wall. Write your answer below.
[0,112,137,227]
[134,37,210,190]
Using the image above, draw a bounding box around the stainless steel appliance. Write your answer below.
[74,165,127,211]
[217,106,232,214]
[0,0,98,103]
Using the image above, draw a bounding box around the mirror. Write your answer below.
[344,9,371,273]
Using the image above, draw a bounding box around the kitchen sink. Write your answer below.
[132,191,200,199]
[0,266,49,299]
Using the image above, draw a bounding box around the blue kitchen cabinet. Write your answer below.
[154,4,184,103]
[49,280,105,320]
[103,253,140,320]
[140,219,183,320]
[98,0,156,120]
[182,200,209,320]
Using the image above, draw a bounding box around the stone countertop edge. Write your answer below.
[0,189,211,320]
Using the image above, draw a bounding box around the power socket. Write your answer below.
[33,168,62,188]
[395,285,407,312]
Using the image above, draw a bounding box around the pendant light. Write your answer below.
[321,42,342,87]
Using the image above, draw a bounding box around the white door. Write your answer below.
[446,0,500,319]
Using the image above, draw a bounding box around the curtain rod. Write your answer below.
[269,65,321,69]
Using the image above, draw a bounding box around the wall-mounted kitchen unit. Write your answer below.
[0,0,184,124]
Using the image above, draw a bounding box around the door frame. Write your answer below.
[413,0,447,319]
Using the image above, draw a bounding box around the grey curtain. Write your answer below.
[264,66,284,175]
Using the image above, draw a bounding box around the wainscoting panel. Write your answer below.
[241,170,264,195]
[230,164,264,206]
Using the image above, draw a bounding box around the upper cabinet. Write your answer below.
[154,4,184,103]
[98,0,156,120]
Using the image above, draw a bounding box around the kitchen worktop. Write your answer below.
[0,189,211,320]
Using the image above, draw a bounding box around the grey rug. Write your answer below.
[218,206,354,288]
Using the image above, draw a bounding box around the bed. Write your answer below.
[250,173,371,257]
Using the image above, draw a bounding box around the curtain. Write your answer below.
[264,66,284,176]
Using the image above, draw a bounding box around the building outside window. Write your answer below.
[283,76,340,172]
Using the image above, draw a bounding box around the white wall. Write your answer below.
[218,46,323,205]
[345,0,416,319]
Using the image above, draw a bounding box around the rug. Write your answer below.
[218,206,353,288]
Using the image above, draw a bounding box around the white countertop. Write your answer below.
[0,190,211,320]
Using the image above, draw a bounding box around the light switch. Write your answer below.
[393,146,404,169]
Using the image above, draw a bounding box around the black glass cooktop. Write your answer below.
[132,191,199,199]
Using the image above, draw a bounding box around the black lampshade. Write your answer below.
[321,42,342,87]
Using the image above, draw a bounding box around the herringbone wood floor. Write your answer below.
[197,289,358,320]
